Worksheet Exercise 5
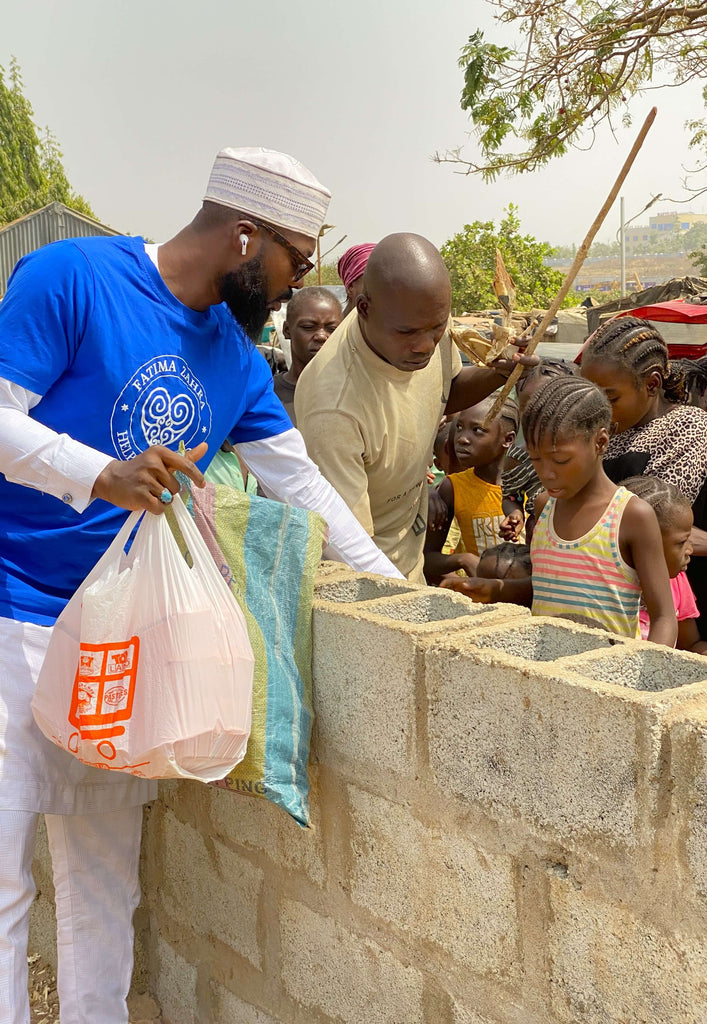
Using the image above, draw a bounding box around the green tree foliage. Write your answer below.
[301,263,342,287]
[441,205,569,312]
[436,2,707,179]
[689,233,707,275]
[0,57,94,225]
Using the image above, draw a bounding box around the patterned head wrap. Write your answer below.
[337,243,376,288]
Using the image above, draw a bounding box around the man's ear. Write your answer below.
[356,292,370,320]
[502,429,516,450]
[232,219,258,256]
[283,320,291,339]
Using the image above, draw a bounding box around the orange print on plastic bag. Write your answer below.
[69,637,140,740]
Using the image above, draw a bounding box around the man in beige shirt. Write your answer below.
[295,233,531,582]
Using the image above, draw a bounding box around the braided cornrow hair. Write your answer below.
[515,356,576,395]
[479,542,532,578]
[621,475,691,528]
[522,375,611,449]
[585,316,688,404]
[499,394,520,434]
[676,356,707,406]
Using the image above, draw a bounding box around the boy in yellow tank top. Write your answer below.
[424,395,519,584]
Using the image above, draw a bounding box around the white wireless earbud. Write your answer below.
[239,234,249,256]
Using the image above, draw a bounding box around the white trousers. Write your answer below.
[0,804,142,1024]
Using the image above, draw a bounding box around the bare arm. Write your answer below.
[677,617,707,656]
[423,477,478,582]
[445,366,508,416]
[445,347,540,416]
[623,498,677,647]
[440,574,533,606]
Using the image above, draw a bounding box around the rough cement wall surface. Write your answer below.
[29,565,707,1023]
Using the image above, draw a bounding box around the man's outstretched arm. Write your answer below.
[236,427,404,579]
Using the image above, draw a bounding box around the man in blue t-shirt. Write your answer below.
[0,147,401,1024]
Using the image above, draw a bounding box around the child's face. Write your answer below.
[581,359,660,434]
[453,402,514,471]
[660,506,694,578]
[527,427,608,500]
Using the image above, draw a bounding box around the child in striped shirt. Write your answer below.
[524,376,676,644]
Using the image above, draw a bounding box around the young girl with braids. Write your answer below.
[442,376,677,642]
[524,376,677,643]
[622,476,707,654]
[501,357,576,543]
[581,316,707,636]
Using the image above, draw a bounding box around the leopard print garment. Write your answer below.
[604,404,707,504]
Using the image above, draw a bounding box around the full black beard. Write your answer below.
[219,256,271,341]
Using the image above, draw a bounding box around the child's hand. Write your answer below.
[440,574,499,603]
[500,508,524,541]
[455,552,480,577]
[427,487,450,533]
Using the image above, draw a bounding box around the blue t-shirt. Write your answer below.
[0,235,292,626]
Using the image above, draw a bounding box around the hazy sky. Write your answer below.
[6,0,707,255]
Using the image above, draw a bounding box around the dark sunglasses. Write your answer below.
[253,219,314,282]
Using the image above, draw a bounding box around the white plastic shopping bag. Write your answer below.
[32,495,254,782]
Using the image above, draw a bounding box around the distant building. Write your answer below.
[0,201,120,297]
[649,211,707,233]
[624,211,707,254]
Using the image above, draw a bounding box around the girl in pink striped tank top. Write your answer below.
[523,377,677,645]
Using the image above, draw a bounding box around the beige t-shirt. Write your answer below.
[295,311,462,582]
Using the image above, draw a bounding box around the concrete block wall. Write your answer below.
[30,564,707,1023]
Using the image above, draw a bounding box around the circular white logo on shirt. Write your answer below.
[110,356,213,460]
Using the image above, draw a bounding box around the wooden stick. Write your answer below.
[482,106,657,426]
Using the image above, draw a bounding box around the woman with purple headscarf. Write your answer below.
[338,242,376,315]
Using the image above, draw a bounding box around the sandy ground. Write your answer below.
[28,955,162,1023]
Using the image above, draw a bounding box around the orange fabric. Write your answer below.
[449,469,504,557]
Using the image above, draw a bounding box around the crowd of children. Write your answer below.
[428,317,707,654]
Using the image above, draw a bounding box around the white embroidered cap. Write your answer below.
[204,147,331,240]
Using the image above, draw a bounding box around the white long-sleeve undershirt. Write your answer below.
[0,378,403,579]
[235,429,403,577]
[0,378,114,511]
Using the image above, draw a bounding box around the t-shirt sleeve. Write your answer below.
[228,349,294,443]
[298,409,374,535]
[0,243,94,396]
[673,571,700,621]
[449,332,463,377]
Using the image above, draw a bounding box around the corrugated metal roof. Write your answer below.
[0,202,120,297]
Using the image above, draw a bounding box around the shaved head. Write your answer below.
[356,233,451,373]
[362,233,450,301]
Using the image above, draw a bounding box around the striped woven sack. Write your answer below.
[174,480,326,827]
